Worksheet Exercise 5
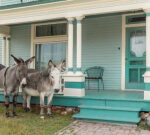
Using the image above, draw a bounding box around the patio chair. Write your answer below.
[85,66,104,91]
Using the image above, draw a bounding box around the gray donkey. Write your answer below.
[0,55,35,117]
[21,60,65,119]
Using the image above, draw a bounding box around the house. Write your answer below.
[0,0,150,124]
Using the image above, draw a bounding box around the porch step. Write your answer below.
[73,105,141,124]
[82,98,148,110]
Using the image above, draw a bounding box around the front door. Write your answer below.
[125,27,146,89]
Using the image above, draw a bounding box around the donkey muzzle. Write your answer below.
[54,89,60,93]
[21,78,27,88]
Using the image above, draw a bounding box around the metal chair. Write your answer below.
[85,66,104,91]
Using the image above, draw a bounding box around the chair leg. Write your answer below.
[88,79,90,90]
[98,79,100,92]
[101,78,104,90]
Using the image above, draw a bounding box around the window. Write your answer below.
[35,42,66,71]
[35,23,67,37]
[126,14,146,24]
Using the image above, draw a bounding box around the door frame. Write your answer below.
[121,13,146,90]
[31,21,68,69]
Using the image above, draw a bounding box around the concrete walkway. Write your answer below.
[55,120,150,135]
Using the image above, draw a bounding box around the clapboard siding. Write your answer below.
[0,37,2,64]
[82,15,122,90]
[10,24,31,65]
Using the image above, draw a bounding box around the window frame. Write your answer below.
[31,21,68,69]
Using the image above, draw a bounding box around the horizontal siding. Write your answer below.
[10,24,31,65]
[82,15,122,90]
[0,37,2,64]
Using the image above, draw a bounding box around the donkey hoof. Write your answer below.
[6,113,10,118]
[13,113,18,118]
[40,115,45,119]
[24,107,31,112]
[47,114,53,118]
[26,108,31,112]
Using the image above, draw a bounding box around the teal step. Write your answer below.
[73,105,141,124]
[73,114,141,124]
[82,98,148,110]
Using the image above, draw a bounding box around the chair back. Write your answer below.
[85,66,104,77]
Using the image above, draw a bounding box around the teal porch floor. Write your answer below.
[85,90,144,101]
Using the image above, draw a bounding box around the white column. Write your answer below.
[143,10,150,100]
[76,16,84,75]
[67,17,74,75]
[6,37,10,67]
[2,37,6,66]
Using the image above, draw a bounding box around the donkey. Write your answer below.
[0,55,35,117]
[21,60,65,119]
[0,64,5,71]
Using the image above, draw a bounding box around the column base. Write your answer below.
[143,71,150,100]
[63,74,85,97]
[144,91,150,100]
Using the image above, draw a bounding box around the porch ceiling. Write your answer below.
[0,0,149,25]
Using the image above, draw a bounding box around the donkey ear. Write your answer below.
[25,56,35,65]
[57,60,66,70]
[11,54,21,65]
[48,60,54,67]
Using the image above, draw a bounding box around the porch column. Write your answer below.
[63,17,85,97]
[144,10,150,100]
[6,37,10,67]
[76,16,84,75]
[67,17,74,75]
[2,37,6,66]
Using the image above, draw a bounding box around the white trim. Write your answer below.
[121,12,146,90]
[2,37,6,66]
[30,24,35,68]
[121,15,126,90]
[144,91,150,100]
[6,37,10,67]
[64,88,85,97]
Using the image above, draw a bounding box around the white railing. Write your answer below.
[0,0,38,6]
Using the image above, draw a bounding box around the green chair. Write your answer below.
[85,66,104,91]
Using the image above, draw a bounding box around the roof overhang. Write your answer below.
[0,0,150,25]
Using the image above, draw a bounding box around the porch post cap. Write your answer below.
[143,8,150,13]
[66,17,75,21]
[76,16,85,20]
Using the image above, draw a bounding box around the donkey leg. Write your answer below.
[22,92,27,111]
[47,93,54,118]
[26,95,31,112]
[12,94,18,117]
[40,93,45,119]
[5,95,10,117]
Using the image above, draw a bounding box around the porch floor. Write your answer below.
[85,90,144,101]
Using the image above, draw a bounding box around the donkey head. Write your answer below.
[11,55,35,88]
[48,60,66,93]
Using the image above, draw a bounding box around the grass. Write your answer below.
[0,104,73,135]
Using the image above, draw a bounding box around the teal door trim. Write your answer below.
[125,27,146,89]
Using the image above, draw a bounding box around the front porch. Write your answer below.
[53,90,150,124]
[1,0,150,124]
